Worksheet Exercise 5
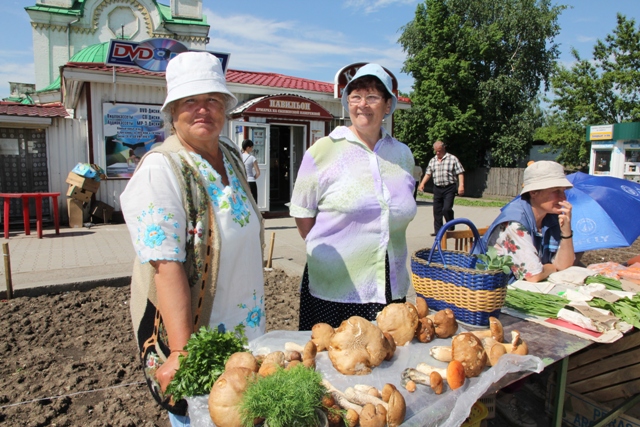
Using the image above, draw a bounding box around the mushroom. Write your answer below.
[483,337,508,366]
[224,352,259,372]
[401,368,443,394]
[383,332,397,361]
[376,302,419,346]
[415,297,429,318]
[258,361,280,377]
[381,383,397,403]
[359,403,387,427]
[415,317,437,343]
[321,379,363,414]
[345,409,359,427]
[470,317,504,343]
[354,384,381,398]
[428,308,459,338]
[386,388,407,427]
[208,367,256,427]
[328,316,393,375]
[503,330,528,355]
[416,359,466,389]
[429,332,487,377]
[262,350,285,367]
[311,323,335,351]
[284,341,317,361]
[345,387,388,410]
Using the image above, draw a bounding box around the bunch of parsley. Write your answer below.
[166,324,248,401]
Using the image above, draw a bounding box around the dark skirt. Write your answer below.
[298,254,406,330]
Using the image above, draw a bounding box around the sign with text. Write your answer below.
[103,103,166,178]
[242,95,333,121]
[589,124,614,141]
[106,38,230,73]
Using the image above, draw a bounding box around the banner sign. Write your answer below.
[106,38,230,73]
[103,103,166,178]
[241,95,333,121]
[589,125,614,141]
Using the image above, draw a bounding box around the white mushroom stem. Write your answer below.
[321,379,363,414]
[415,363,447,379]
[345,387,389,410]
[429,346,452,362]
[502,330,528,355]
[401,368,433,387]
[354,384,381,398]
[284,341,304,353]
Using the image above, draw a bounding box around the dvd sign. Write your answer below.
[106,38,231,73]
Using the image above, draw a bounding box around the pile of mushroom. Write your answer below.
[322,380,406,427]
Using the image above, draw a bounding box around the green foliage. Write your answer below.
[538,14,640,166]
[240,364,326,427]
[476,246,514,274]
[397,0,563,168]
[165,325,248,401]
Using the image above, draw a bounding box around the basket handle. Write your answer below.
[428,218,487,266]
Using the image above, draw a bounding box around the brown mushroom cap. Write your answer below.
[208,367,255,427]
[432,308,459,338]
[303,340,318,361]
[416,317,436,343]
[224,352,259,372]
[360,403,387,427]
[382,332,396,361]
[328,316,391,375]
[488,317,504,342]
[415,297,429,318]
[387,389,407,427]
[430,371,444,395]
[376,303,419,346]
[381,383,397,403]
[311,323,335,351]
[451,332,487,377]
[446,360,466,389]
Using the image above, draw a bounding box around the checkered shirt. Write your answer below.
[425,153,465,187]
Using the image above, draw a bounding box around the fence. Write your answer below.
[463,167,526,198]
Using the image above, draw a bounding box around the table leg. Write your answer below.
[51,196,60,235]
[552,356,568,426]
[22,197,31,236]
[3,199,9,239]
[35,196,43,239]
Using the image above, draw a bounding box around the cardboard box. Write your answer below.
[66,171,100,193]
[91,201,114,222]
[546,385,640,427]
[67,199,90,228]
[66,185,93,203]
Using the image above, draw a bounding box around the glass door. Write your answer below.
[229,121,270,211]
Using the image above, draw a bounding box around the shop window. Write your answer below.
[594,150,611,175]
[624,149,640,183]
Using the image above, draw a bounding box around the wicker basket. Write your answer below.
[411,219,509,326]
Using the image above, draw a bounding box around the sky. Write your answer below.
[0,0,638,100]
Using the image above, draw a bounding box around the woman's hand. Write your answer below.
[558,200,573,233]
[156,351,183,393]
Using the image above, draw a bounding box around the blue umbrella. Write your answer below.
[566,172,640,252]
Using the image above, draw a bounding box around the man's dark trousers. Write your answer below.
[433,183,456,234]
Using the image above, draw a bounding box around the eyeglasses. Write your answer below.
[347,94,383,105]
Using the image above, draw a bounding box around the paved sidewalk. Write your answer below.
[1,201,501,298]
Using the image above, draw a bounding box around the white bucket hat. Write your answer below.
[341,63,398,118]
[161,51,238,113]
[521,161,573,194]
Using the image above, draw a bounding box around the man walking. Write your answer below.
[418,140,465,236]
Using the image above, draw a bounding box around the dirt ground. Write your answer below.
[0,241,637,427]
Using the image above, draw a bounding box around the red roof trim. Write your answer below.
[0,102,69,118]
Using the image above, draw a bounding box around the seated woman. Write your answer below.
[483,161,575,282]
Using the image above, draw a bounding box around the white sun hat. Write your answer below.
[341,63,398,118]
[161,51,238,113]
[521,161,573,194]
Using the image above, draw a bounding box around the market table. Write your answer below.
[0,192,60,239]
[187,313,596,427]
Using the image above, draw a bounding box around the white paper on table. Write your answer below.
[509,280,555,294]
[564,289,593,302]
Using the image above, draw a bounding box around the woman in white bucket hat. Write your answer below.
[121,52,265,425]
[483,160,575,283]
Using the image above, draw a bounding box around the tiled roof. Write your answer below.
[0,102,69,118]
[226,69,334,94]
[64,62,165,78]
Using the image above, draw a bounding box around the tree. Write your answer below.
[396,0,563,169]
[539,14,640,166]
